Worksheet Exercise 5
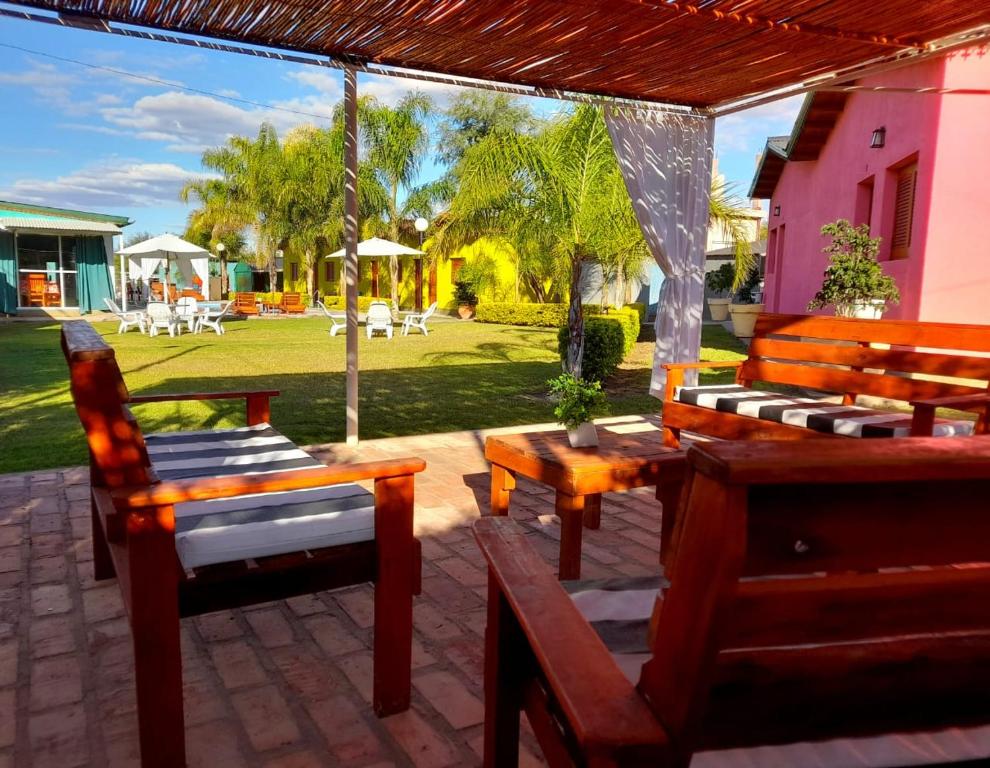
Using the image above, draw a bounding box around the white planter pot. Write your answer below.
[566,422,599,448]
[729,303,765,338]
[836,300,885,320]
[707,297,730,322]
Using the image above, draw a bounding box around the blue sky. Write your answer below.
[0,10,802,237]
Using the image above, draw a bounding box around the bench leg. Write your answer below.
[555,493,585,580]
[91,497,115,581]
[484,582,522,768]
[490,465,516,516]
[127,509,186,768]
[373,475,416,716]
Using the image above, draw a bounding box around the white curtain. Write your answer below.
[190,256,211,299]
[605,109,714,396]
[139,257,162,282]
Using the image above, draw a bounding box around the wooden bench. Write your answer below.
[233,291,259,315]
[475,436,990,767]
[278,291,307,314]
[61,320,424,767]
[662,313,990,447]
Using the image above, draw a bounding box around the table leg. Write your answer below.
[490,465,516,516]
[583,493,602,530]
[555,492,585,580]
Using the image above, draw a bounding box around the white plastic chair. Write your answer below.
[401,302,438,336]
[317,300,347,337]
[104,297,145,334]
[146,302,180,338]
[175,297,200,333]
[196,301,233,335]
[366,301,393,339]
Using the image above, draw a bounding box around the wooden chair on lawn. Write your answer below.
[278,291,307,314]
[475,437,990,768]
[61,320,424,767]
[234,291,259,315]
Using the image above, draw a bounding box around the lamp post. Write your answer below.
[414,217,429,311]
[216,241,226,298]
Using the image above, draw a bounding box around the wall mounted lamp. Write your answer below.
[870,126,886,149]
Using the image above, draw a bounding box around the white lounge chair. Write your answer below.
[317,300,347,337]
[196,300,233,335]
[104,298,145,334]
[146,302,181,338]
[366,301,393,339]
[175,297,200,333]
[401,301,438,336]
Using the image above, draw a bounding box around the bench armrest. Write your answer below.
[473,517,669,754]
[910,392,990,436]
[112,458,426,510]
[128,390,280,425]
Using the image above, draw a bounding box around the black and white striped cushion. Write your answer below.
[565,574,990,767]
[144,423,375,569]
[675,385,974,438]
[564,575,662,683]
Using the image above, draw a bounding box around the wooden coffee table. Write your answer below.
[485,430,686,579]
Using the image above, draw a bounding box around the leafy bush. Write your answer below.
[624,302,647,325]
[557,317,625,384]
[705,263,735,296]
[475,303,569,326]
[319,295,379,312]
[808,219,900,311]
[453,279,478,305]
[548,373,607,429]
[733,266,763,304]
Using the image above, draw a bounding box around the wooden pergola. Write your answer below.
[6,0,990,441]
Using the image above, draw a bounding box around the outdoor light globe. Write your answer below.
[414,217,429,233]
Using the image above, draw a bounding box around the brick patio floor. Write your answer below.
[0,416,667,767]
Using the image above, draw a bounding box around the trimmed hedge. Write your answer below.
[625,302,646,324]
[557,317,625,384]
[319,295,379,312]
[475,303,568,327]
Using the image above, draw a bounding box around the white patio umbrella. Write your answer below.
[117,233,212,307]
[325,236,422,259]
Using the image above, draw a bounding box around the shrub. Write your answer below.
[319,295,378,312]
[475,303,568,326]
[624,302,647,325]
[705,263,735,296]
[453,279,478,305]
[547,373,607,429]
[557,317,624,384]
[808,219,900,312]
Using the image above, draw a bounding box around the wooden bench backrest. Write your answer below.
[234,292,256,307]
[741,313,990,403]
[282,292,301,305]
[60,321,155,489]
[642,437,990,756]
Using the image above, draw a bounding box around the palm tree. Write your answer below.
[360,92,434,311]
[437,104,642,377]
[709,178,756,289]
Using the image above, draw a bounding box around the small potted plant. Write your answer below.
[548,373,608,448]
[705,263,734,322]
[808,219,899,319]
[729,265,765,339]
[454,278,478,319]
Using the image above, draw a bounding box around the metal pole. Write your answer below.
[344,65,360,446]
[119,234,127,311]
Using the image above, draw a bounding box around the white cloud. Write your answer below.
[0,60,80,111]
[0,160,212,210]
[715,95,803,153]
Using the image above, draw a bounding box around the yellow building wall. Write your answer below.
[283,236,536,310]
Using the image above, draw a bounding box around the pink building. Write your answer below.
[750,47,990,322]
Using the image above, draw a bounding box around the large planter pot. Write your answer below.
[729,303,765,338]
[566,422,599,448]
[707,297,730,322]
[836,300,885,320]
[457,303,476,320]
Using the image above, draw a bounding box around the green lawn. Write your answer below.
[0,318,746,473]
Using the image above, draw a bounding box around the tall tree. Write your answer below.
[437,91,536,166]
[437,104,640,377]
[360,92,434,311]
